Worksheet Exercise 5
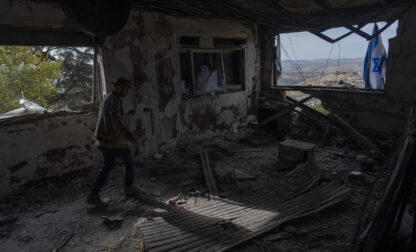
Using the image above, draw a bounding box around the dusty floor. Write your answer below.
[0,127,390,252]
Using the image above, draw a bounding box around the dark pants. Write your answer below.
[92,146,135,193]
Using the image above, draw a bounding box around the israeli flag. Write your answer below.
[363,24,386,90]
[275,35,282,79]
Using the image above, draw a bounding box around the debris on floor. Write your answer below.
[102,216,124,229]
[0,111,405,252]
[138,181,350,251]
[278,138,315,164]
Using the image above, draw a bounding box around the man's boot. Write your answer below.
[125,185,146,198]
[86,192,109,208]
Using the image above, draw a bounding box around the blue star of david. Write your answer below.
[372,56,386,73]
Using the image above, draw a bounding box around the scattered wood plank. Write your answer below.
[260,95,314,127]
[265,223,338,241]
[212,143,234,157]
[200,146,218,198]
[233,149,262,153]
[52,231,73,252]
[204,148,219,197]
[239,136,277,146]
[286,96,329,119]
[329,112,386,158]
[293,109,343,134]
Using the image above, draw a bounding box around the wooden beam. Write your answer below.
[329,113,386,158]
[200,146,218,198]
[294,110,342,134]
[260,95,313,127]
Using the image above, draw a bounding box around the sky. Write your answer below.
[279,20,398,60]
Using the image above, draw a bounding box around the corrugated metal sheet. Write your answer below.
[139,181,350,251]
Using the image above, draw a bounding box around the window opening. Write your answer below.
[179,37,245,98]
[0,46,95,116]
[180,51,193,99]
[274,21,398,90]
[223,50,245,90]
[194,52,224,95]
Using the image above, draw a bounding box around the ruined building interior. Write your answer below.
[1,0,416,251]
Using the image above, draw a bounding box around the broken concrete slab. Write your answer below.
[278,139,315,164]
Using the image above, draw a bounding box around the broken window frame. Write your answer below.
[191,49,226,95]
[272,32,387,93]
[95,47,107,102]
[179,47,245,97]
[0,45,100,121]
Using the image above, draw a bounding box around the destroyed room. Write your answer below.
[1,0,416,251]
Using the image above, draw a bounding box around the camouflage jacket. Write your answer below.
[94,92,136,148]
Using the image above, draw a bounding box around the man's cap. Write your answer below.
[113,77,131,87]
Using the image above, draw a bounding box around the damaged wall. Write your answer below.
[0,4,261,196]
[102,11,260,156]
[0,113,99,197]
[0,1,101,198]
[385,7,416,105]
[310,90,408,134]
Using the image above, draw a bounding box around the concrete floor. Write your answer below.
[0,128,383,251]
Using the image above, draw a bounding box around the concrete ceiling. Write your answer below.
[3,0,415,41]
[131,0,415,33]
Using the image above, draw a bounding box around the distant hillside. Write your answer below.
[281,58,364,73]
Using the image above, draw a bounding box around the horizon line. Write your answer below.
[281,57,364,61]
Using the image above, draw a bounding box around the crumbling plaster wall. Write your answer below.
[0,1,101,198]
[314,7,416,135]
[0,113,99,197]
[101,11,259,156]
[0,4,261,196]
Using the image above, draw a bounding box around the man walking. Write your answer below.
[87,77,142,207]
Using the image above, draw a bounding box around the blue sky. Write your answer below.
[279,20,398,60]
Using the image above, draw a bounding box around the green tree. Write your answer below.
[42,47,94,108]
[0,46,62,114]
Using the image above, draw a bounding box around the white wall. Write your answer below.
[102,11,260,156]
[0,6,262,197]
[0,113,99,197]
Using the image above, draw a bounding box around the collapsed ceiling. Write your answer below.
[9,0,415,42]
[131,0,415,39]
